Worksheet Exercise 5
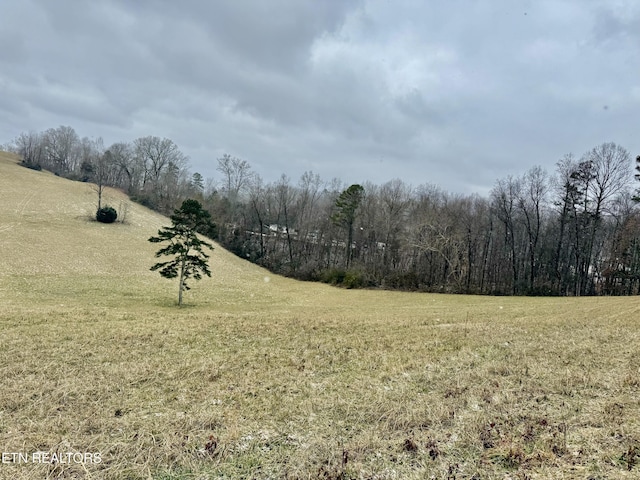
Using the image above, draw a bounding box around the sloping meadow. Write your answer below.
[1,152,640,479]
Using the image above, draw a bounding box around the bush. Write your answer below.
[96,206,118,223]
[384,271,420,290]
[130,195,157,210]
[343,270,366,289]
[196,222,218,240]
[289,262,322,282]
[20,161,42,171]
[320,268,346,285]
[320,268,371,289]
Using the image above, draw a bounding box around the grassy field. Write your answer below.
[1,151,640,479]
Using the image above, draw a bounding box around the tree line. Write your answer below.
[8,127,193,214]
[6,126,640,296]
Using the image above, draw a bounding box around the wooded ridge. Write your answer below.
[5,127,640,296]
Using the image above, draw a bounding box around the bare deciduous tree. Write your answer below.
[44,126,80,174]
[517,166,549,291]
[14,131,45,169]
[133,136,188,211]
[216,154,254,202]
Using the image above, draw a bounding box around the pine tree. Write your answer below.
[331,184,365,267]
[149,199,215,306]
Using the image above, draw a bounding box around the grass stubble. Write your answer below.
[1,152,640,479]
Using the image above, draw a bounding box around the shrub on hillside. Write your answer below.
[289,262,322,282]
[130,195,157,210]
[321,268,346,286]
[384,271,420,291]
[96,206,118,223]
[342,270,367,289]
[320,268,372,289]
[20,160,42,171]
[197,221,218,240]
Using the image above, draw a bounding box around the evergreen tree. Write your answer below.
[331,184,365,267]
[149,199,215,306]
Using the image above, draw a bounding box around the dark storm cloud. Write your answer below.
[0,0,638,194]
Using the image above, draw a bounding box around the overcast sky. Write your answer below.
[1,0,638,195]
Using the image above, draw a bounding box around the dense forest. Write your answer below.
[5,126,640,296]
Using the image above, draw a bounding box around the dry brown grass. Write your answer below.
[2,152,640,479]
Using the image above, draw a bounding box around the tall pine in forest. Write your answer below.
[331,184,365,268]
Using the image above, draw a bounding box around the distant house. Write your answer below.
[268,224,297,236]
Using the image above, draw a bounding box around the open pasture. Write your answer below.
[1,152,640,479]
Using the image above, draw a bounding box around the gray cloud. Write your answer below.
[1,0,638,195]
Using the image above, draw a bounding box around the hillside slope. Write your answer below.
[2,152,640,479]
[0,151,318,310]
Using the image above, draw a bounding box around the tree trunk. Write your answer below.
[178,255,186,306]
[346,221,354,268]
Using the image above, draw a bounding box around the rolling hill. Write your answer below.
[1,151,640,479]
[0,150,321,312]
